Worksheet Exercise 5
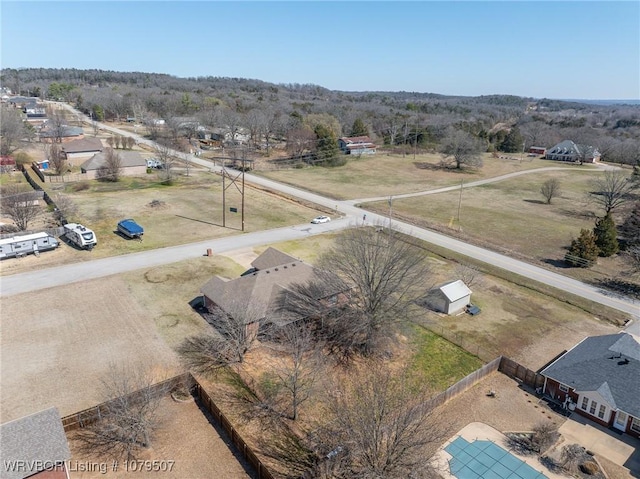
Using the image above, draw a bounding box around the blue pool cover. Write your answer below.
[444,437,548,479]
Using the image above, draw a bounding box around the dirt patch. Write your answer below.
[67,396,254,478]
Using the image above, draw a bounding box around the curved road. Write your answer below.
[4,104,637,327]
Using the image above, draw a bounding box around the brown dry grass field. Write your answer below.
[0,275,182,423]
[256,151,595,200]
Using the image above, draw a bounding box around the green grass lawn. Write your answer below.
[407,324,483,392]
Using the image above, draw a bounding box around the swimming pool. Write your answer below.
[444,437,549,479]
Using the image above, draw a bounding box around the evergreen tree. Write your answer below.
[565,229,600,267]
[500,127,524,153]
[619,201,640,248]
[593,214,619,257]
[350,118,369,137]
[314,124,339,164]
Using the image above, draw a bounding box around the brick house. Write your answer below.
[540,332,640,439]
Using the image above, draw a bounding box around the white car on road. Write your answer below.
[311,215,331,224]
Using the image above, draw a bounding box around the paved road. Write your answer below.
[12,103,636,324]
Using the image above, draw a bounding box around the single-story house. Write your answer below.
[338,136,377,155]
[200,247,343,338]
[80,149,147,179]
[62,137,104,166]
[540,332,640,439]
[0,155,16,173]
[529,146,546,156]
[0,407,71,479]
[39,126,85,143]
[423,279,473,315]
[546,140,600,163]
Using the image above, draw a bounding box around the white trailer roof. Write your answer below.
[0,232,52,246]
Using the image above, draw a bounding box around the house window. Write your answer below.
[632,417,640,434]
[589,401,597,415]
[598,405,606,419]
[581,397,589,410]
[559,384,569,393]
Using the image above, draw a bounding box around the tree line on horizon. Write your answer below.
[1,67,639,166]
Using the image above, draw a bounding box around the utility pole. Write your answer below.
[457,179,464,231]
[221,155,248,231]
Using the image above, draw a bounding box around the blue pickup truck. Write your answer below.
[117,219,144,239]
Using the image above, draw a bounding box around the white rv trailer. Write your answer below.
[63,223,97,250]
[0,232,60,259]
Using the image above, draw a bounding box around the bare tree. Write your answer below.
[453,262,484,289]
[624,245,640,276]
[540,178,562,204]
[47,143,67,175]
[0,106,27,156]
[154,144,178,184]
[0,183,42,230]
[52,193,78,225]
[44,108,69,143]
[316,226,431,356]
[286,127,316,159]
[75,363,168,460]
[96,148,122,182]
[313,364,444,479]
[178,301,261,374]
[439,128,484,169]
[125,137,136,150]
[263,320,320,420]
[590,170,638,215]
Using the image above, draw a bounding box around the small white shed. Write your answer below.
[436,280,472,315]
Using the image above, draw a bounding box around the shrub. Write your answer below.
[593,214,619,257]
[72,181,90,192]
[565,229,600,267]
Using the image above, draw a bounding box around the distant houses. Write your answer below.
[338,136,377,155]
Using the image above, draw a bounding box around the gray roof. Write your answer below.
[201,258,319,323]
[548,139,599,158]
[81,150,145,170]
[39,126,84,138]
[540,333,640,418]
[62,137,103,154]
[201,248,344,325]
[251,247,299,271]
[0,407,71,479]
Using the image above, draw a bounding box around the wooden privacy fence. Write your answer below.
[60,373,191,431]
[193,381,275,479]
[498,356,545,389]
[46,174,86,183]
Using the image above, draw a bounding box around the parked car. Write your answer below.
[311,215,331,224]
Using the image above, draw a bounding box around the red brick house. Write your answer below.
[540,332,640,439]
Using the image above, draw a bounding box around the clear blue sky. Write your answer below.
[1,1,639,99]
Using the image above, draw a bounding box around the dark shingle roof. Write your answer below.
[540,333,640,418]
[81,150,145,170]
[0,407,71,479]
[62,137,103,154]
[251,247,299,271]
